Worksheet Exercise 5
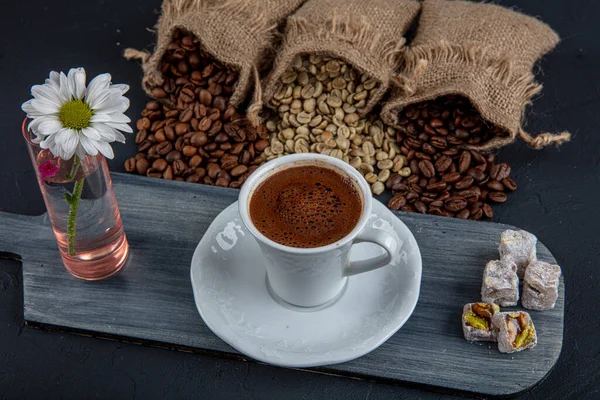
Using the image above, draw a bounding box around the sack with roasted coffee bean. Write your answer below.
[257,0,420,120]
[381,0,570,150]
[124,0,304,115]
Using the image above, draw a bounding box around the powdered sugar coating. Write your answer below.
[481,259,519,306]
[522,260,561,310]
[499,229,537,278]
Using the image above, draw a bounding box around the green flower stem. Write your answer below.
[64,156,84,256]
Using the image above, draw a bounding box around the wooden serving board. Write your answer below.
[0,173,564,396]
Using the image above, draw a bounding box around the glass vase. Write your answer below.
[22,119,129,280]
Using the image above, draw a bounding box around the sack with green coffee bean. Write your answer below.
[124,0,305,117]
[381,0,570,150]
[256,0,421,121]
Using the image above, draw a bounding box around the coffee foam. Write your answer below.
[249,165,362,248]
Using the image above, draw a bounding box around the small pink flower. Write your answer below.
[39,161,59,178]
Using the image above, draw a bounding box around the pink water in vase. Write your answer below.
[23,119,129,280]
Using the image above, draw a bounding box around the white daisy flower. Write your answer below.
[21,67,132,160]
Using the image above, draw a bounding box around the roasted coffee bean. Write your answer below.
[458,151,471,173]
[186,174,201,183]
[388,195,406,210]
[230,165,248,177]
[146,168,162,178]
[454,175,475,189]
[502,177,517,191]
[456,209,470,219]
[427,181,449,192]
[482,203,493,218]
[487,180,504,191]
[165,150,182,163]
[138,140,152,152]
[467,167,486,182]
[135,130,148,144]
[445,197,468,212]
[215,177,229,187]
[124,157,136,172]
[430,136,447,149]
[221,158,237,171]
[488,192,507,203]
[152,158,168,172]
[406,192,419,203]
[135,159,150,175]
[414,201,427,214]
[163,165,174,180]
[435,155,452,172]
[156,141,173,155]
[207,163,221,179]
[418,160,435,178]
[490,163,511,181]
[137,118,151,131]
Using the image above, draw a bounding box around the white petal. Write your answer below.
[28,115,57,133]
[32,134,45,144]
[55,128,79,160]
[39,132,56,149]
[76,143,87,159]
[93,140,114,159]
[93,123,117,141]
[68,67,87,99]
[90,113,113,123]
[59,72,72,101]
[31,98,60,114]
[37,117,62,136]
[85,73,112,106]
[105,122,133,133]
[88,90,112,110]
[112,130,126,143]
[81,126,102,140]
[110,83,129,94]
[22,100,46,116]
[94,96,130,114]
[79,136,99,156]
[31,84,64,107]
[107,112,131,123]
[45,71,61,90]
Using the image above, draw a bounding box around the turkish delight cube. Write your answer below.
[522,260,561,311]
[462,302,501,342]
[499,229,537,278]
[481,259,519,306]
[492,311,537,353]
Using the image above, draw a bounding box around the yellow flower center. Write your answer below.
[59,100,93,130]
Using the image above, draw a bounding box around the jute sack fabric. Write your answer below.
[124,0,305,118]
[257,0,420,121]
[382,0,570,150]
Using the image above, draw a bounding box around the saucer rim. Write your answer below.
[190,200,422,368]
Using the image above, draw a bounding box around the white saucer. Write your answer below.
[190,199,422,368]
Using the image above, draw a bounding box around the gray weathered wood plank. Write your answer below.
[0,172,564,396]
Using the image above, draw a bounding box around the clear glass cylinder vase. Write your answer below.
[22,119,129,280]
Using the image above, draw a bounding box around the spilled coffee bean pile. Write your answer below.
[387,96,516,220]
[124,29,268,188]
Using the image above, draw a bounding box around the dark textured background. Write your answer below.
[1,0,599,398]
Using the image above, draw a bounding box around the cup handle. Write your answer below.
[344,227,398,277]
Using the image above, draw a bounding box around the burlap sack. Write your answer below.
[381,0,570,150]
[124,0,305,115]
[257,0,421,120]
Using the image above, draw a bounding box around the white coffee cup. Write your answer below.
[239,154,400,308]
